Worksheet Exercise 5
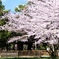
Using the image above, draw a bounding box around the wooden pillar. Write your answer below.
[28,42,32,50]
[8,44,10,50]
[6,44,9,51]
[17,41,23,50]
[13,43,15,50]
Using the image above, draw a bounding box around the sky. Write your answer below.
[2,0,28,12]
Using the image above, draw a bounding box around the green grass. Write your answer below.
[0,57,50,59]
[0,57,58,59]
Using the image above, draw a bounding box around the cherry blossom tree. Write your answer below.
[0,0,59,58]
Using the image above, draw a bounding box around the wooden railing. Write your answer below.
[18,50,40,56]
[0,50,58,57]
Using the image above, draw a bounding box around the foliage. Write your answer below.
[0,0,9,16]
[0,0,5,16]
[3,10,10,14]
[27,1,35,5]
[38,43,47,50]
[0,20,6,26]
[0,18,8,26]
[0,0,5,10]
[0,30,12,47]
[0,30,22,48]
[15,5,25,12]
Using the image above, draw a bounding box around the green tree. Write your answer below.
[0,18,8,26]
[15,5,25,12]
[0,0,5,16]
[0,30,12,48]
[0,30,22,49]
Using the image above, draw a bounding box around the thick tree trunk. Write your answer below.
[49,51,57,59]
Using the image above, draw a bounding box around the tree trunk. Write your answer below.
[50,51,57,59]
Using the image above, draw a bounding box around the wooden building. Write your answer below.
[7,35,36,50]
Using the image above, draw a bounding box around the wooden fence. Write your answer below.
[0,50,58,58]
